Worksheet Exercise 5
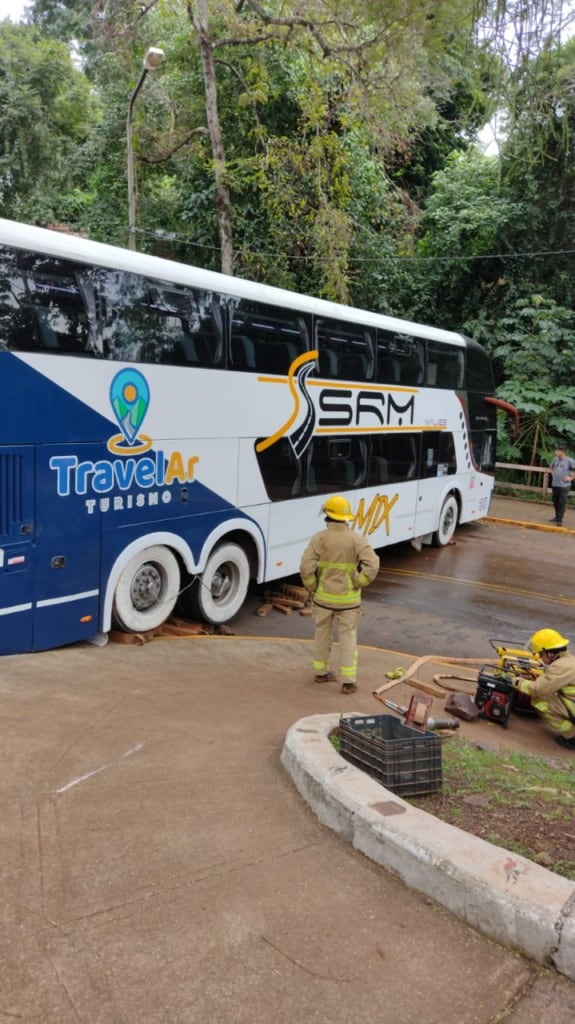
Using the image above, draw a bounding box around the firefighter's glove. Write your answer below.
[513,677,531,695]
[385,667,406,680]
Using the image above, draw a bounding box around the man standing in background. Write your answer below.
[549,443,575,526]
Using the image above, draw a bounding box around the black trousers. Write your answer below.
[552,486,569,523]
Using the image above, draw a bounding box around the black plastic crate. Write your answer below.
[338,714,442,797]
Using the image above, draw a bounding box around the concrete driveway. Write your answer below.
[2,635,575,1023]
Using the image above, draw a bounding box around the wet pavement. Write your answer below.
[231,492,575,667]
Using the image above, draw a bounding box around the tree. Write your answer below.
[0,21,99,224]
[403,148,520,328]
[492,295,575,464]
[24,0,498,288]
[496,38,575,309]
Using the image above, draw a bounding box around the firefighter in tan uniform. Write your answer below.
[514,629,575,751]
[299,495,380,694]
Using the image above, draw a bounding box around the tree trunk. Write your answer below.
[193,0,234,276]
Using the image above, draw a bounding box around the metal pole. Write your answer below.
[126,69,148,252]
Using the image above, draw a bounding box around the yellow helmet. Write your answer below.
[322,495,354,522]
[528,628,569,654]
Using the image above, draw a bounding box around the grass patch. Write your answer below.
[331,726,575,879]
[408,738,575,880]
[437,738,574,805]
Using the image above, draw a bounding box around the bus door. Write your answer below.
[33,444,103,652]
[414,431,457,537]
[0,445,35,655]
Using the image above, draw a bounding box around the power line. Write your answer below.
[94,220,575,265]
[136,225,575,264]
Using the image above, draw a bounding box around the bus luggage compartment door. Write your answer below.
[33,444,103,652]
[0,445,35,655]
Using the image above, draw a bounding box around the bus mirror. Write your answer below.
[484,396,519,444]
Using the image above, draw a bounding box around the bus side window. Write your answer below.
[231,334,256,369]
[371,434,419,484]
[340,351,369,381]
[146,285,221,367]
[438,432,457,475]
[318,349,338,378]
[229,301,307,375]
[99,273,222,366]
[419,431,455,478]
[305,437,365,494]
[256,340,298,375]
[0,252,94,356]
[368,439,390,485]
[426,341,464,389]
[376,331,424,386]
[100,271,157,362]
[377,357,400,384]
[314,319,373,382]
[255,438,301,500]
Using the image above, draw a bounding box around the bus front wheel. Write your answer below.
[433,494,459,547]
[191,543,250,624]
[113,545,180,633]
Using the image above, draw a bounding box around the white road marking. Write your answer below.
[56,742,144,793]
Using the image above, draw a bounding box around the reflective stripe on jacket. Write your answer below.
[517,649,575,719]
[300,521,380,611]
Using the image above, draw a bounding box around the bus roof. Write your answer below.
[0,218,465,348]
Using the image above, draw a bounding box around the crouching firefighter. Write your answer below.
[299,494,380,695]
[514,629,575,751]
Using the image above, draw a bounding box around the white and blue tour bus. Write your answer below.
[0,219,517,655]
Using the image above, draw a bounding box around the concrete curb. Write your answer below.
[486,515,575,534]
[281,713,575,981]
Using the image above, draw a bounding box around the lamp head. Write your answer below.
[143,47,165,71]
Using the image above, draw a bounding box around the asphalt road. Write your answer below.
[230,512,575,661]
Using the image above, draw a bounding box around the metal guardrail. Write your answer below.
[495,462,551,498]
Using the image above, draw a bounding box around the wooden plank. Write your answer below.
[408,677,448,698]
[268,597,305,609]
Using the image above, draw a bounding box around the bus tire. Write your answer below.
[112,545,180,633]
[191,543,250,624]
[433,494,459,547]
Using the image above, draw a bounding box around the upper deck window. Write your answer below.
[465,339,495,392]
[426,340,464,389]
[0,245,223,366]
[100,273,222,366]
[0,248,93,355]
[313,319,374,381]
[229,300,307,374]
[376,331,424,386]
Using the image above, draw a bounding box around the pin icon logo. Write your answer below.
[107,369,153,454]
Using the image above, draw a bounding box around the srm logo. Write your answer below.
[317,389,415,429]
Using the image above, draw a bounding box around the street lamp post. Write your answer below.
[127,46,165,251]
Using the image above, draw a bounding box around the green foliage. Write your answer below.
[5,0,575,431]
[495,39,575,311]
[406,148,519,327]
[0,21,100,224]
[489,295,575,463]
[492,295,575,381]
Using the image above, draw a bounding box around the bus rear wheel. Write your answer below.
[433,494,459,547]
[190,543,250,624]
[113,545,180,633]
